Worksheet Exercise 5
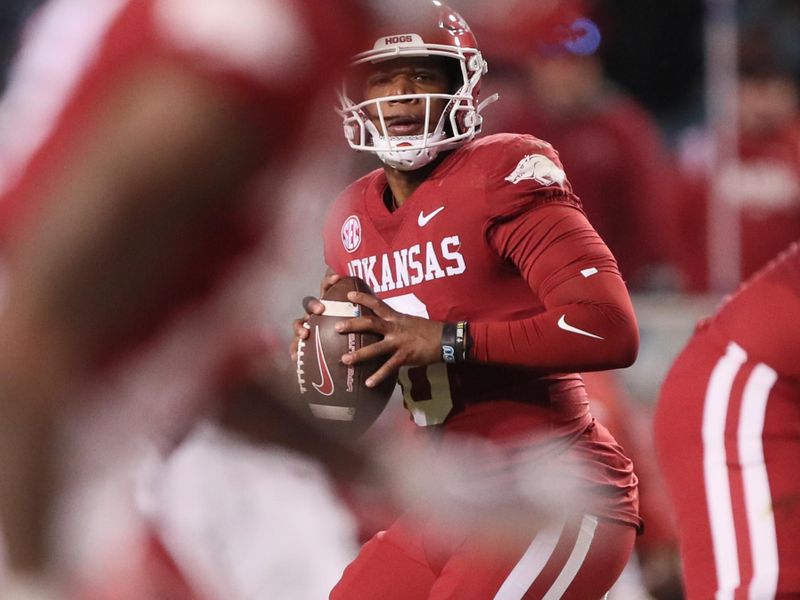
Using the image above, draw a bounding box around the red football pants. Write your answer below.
[330,511,634,600]
[654,328,800,599]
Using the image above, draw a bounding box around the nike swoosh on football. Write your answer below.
[312,325,335,395]
[418,206,445,227]
[557,314,604,340]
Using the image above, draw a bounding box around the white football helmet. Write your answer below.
[338,1,495,171]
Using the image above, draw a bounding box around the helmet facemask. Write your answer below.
[338,44,488,171]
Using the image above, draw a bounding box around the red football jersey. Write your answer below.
[323,133,639,527]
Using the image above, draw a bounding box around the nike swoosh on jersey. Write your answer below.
[312,325,335,395]
[418,206,445,227]
[557,314,604,340]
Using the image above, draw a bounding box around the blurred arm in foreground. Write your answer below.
[0,0,362,589]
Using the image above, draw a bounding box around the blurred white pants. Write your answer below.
[138,422,359,600]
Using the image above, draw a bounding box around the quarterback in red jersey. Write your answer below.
[654,241,800,599]
[293,2,641,598]
[0,0,367,594]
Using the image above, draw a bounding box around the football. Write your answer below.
[295,276,397,437]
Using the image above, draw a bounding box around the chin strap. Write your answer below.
[369,125,447,171]
[375,141,440,171]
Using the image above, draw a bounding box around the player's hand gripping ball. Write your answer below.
[295,277,397,437]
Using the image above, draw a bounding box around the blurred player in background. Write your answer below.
[480,6,680,293]
[674,32,800,291]
[654,240,800,598]
[0,0,372,595]
[293,2,642,597]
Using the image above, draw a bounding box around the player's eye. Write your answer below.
[366,74,391,87]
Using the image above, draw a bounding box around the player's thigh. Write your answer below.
[330,527,435,600]
[654,334,800,597]
[429,514,635,600]
[652,337,717,595]
[755,380,800,594]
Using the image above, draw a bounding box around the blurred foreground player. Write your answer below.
[0,0,367,594]
[293,3,642,598]
[654,241,800,598]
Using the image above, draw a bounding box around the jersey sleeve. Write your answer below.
[489,201,622,299]
[469,202,639,372]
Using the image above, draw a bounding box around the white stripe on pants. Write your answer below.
[493,514,599,600]
[701,342,779,600]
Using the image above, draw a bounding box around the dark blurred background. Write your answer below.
[0,0,40,90]
[0,0,710,131]
[5,0,798,139]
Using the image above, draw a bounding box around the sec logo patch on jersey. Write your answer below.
[341,215,362,252]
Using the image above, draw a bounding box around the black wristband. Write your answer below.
[441,321,469,363]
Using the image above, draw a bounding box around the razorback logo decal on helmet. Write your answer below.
[505,154,567,187]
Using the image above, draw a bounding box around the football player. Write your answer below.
[292,2,642,598]
[654,241,800,599]
[0,0,369,595]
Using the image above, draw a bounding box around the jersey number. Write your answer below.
[383,294,453,426]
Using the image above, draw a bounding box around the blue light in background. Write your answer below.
[537,18,602,57]
[562,18,602,56]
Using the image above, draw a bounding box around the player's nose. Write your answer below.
[386,75,417,102]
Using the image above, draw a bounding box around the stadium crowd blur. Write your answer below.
[1,0,799,598]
